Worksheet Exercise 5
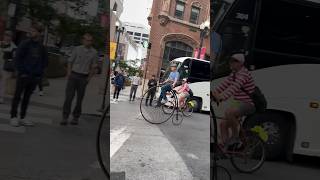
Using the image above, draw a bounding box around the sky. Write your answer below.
[120,0,153,29]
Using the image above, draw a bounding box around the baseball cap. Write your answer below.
[231,53,245,64]
[170,63,177,67]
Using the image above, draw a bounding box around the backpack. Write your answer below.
[241,86,267,113]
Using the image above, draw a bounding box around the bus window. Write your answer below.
[189,60,210,82]
[178,59,191,80]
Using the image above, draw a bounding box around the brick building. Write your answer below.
[146,0,210,79]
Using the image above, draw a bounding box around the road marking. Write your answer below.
[186,153,199,160]
[110,127,131,158]
[0,123,26,133]
[0,113,53,125]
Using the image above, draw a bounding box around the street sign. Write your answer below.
[110,42,117,60]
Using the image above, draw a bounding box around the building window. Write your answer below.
[175,1,185,20]
[134,37,140,40]
[134,32,141,36]
[190,6,200,24]
[135,41,140,44]
[127,31,133,35]
[142,34,149,38]
[162,41,193,69]
[142,38,148,42]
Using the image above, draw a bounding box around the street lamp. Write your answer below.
[113,21,125,71]
[197,19,210,59]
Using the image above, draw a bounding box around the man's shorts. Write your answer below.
[229,100,256,117]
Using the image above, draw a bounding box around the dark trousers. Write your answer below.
[129,85,138,100]
[113,85,122,99]
[63,72,88,120]
[146,88,156,105]
[159,84,172,102]
[11,76,39,119]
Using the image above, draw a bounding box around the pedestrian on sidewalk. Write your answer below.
[10,24,48,127]
[61,33,98,126]
[145,75,157,106]
[0,31,17,104]
[129,72,141,101]
[113,70,125,102]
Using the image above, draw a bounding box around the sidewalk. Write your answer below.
[4,75,105,115]
[110,80,153,99]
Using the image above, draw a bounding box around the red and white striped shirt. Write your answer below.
[214,67,255,104]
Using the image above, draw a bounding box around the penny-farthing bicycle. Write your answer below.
[140,85,184,125]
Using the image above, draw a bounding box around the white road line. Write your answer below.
[110,127,131,158]
[0,124,26,133]
[0,113,53,125]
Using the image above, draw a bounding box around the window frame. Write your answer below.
[175,1,185,20]
[190,6,201,24]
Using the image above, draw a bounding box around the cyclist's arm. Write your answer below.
[172,73,179,87]
[221,74,247,100]
[213,75,232,94]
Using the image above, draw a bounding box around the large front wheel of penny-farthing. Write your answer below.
[140,86,175,124]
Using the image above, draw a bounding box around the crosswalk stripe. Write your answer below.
[0,123,26,133]
[0,113,53,125]
[110,127,131,158]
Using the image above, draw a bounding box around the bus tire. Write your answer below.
[189,97,202,112]
[244,111,289,160]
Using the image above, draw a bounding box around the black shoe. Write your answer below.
[60,119,68,126]
[145,103,148,106]
[70,119,79,125]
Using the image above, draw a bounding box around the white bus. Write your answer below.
[212,0,320,160]
[161,57,210,112]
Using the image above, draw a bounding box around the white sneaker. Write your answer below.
[39,91,44,96]
[10,118,19,127]
[20,118,35,126]
[161,99,168,104]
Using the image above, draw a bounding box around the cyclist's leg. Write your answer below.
[159,84,171,102]
[225,107,241,140]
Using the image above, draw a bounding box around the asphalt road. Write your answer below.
[216,155,320,180]
[110,95,210,180]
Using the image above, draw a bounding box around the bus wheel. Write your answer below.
[244,112,288,160]
[189,97,201,112]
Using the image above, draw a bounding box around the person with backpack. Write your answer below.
[10,24,48,127]
[113,70,125,102]
[0,31,17,104]
[212,53,257,148]
[174,78,190,109]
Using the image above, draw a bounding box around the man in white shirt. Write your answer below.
[129,72,141,101]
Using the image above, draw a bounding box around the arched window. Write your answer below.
[162,41,193,69]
